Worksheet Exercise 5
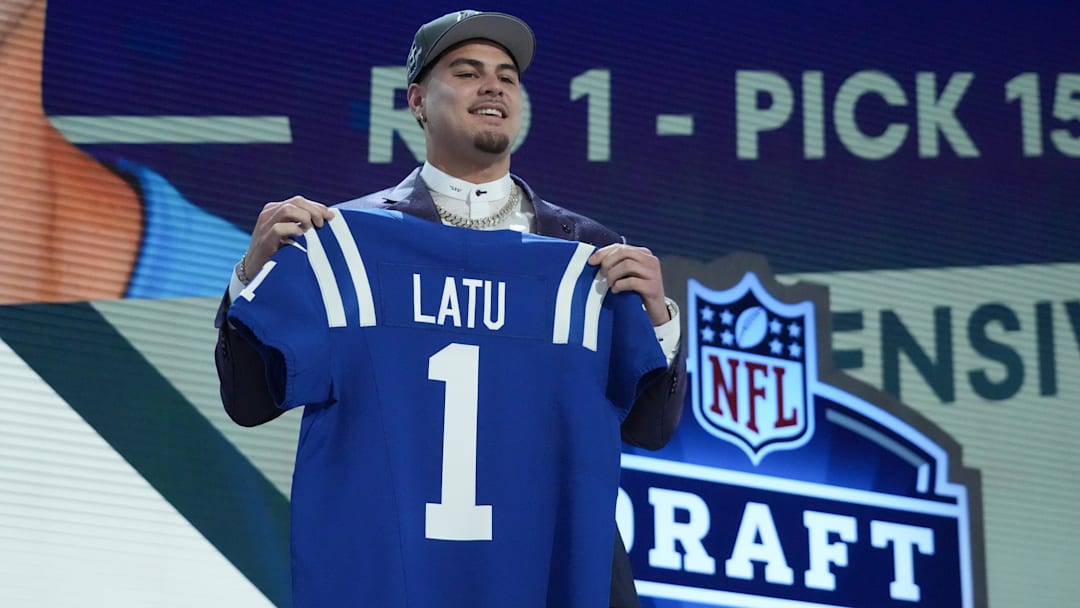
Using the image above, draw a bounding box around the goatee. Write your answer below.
[474,132,510,155]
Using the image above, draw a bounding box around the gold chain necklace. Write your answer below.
[435,184,521,229]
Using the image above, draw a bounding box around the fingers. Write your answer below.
[260,196,335,230]
[590,244,671,325]
[589,244,659,291]
[246,196,334,275]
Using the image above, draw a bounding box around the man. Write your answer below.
[215,10,686,607]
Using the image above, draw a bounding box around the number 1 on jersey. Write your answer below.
[425,343,493,541]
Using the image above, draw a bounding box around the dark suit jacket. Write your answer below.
[215,168,687,608]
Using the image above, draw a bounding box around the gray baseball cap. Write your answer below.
[405,10,535,84]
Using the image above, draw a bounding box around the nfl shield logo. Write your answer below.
[688,272,817,464]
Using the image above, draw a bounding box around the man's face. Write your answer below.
[412,41,523,163]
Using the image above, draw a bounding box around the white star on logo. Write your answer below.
[701,326,716,342]
[700,305,715,323]
[769,338,784,354]
[720,309,734,326]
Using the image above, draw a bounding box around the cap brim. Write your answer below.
[427,13,535,74]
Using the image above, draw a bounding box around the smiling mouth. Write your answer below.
[471,107,506,119]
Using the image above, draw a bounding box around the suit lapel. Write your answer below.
[517,177,574,241]
[378,168,441,223]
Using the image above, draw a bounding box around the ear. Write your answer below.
[407,82,425,120]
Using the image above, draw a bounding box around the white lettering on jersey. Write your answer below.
[413,273,506,330]
[239,260,276,302]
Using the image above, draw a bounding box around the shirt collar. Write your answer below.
[420,162,512,205]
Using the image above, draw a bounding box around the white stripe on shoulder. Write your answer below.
[552,243,595,344]
[327,213,377,327]
[238,260,276,302]
[582,274,611,352]
[305,227,347,327]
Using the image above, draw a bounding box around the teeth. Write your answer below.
[474,108,502,117]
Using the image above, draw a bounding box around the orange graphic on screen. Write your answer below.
[1,0,142,303]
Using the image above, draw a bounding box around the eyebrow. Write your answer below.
[446,57,519,75]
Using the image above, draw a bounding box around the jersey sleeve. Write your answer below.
[605,290,669,417]
[225,236,335,410]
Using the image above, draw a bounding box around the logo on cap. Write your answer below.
[406,43,422,78]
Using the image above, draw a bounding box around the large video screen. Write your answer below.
[1,0,1076,606]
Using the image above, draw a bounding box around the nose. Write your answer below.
[479,73,504,97]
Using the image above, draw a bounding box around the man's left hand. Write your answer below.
[589,244,670,326]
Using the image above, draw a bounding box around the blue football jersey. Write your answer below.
[228,209,667,607]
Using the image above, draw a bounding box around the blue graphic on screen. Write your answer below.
[42,0,1079,275]
[622,273,975,607]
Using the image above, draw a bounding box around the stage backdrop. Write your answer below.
[1,0,1077,606]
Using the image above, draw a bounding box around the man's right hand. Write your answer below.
[243,196,336,278]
